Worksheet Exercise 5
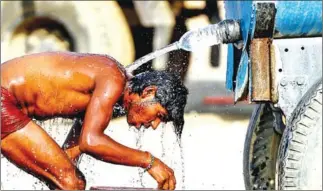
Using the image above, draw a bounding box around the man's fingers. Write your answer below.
[158,182,163,190]
[168,179,175,190]
[158,179,166,190]
[171,172,176,186]
[162,180,169,190]
[169,177,175,190]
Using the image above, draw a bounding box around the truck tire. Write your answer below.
[278,79,322,190]
[1,1,135,65]
[243,103,283,190]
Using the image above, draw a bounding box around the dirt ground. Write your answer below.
[1,112,251,190]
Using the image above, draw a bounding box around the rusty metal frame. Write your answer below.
[249,2,277,102]
[270,43,279,103]
[250,38,272,101]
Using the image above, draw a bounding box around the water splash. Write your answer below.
[136,127,145,187]
[160,123,166,159]
[160,123,186,190]
[179,140,186,190]
[172,135,186,190]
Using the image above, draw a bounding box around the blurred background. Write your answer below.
[1,1,255,190]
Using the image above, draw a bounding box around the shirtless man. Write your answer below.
[1,51,188,190]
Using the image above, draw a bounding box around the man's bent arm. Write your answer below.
[79,73,151,169]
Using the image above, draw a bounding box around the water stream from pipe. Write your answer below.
[126,19,241,74]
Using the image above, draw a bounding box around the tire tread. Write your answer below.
[278,81,322,190]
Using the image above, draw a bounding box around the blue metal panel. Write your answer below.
[275,1,322,37]
[234,50,249,102]
[225,1,255,100]
[225,1,322,38]
[225,1,254,46]
[225,44,234,91]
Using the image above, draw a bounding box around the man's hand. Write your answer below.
[147,157,176,190]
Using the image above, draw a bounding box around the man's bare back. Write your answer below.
[1,52,126,120]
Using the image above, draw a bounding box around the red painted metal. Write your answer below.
[203,95,249,105]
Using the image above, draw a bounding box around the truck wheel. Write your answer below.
[278,79,322,190]
[1,1,135,65]
[243,103,283,190]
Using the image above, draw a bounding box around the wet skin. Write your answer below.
[1,52,176,190]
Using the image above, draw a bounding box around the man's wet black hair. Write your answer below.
[128,70,189,139]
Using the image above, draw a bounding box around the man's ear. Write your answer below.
[141,86,157,98]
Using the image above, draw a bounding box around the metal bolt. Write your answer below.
[280,78,287,86]
[296,77,305,85]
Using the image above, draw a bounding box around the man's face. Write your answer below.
[123,85,168,130]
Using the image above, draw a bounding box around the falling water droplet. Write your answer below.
[136,127,145,188]
[160,123,166,159]
[178,138,186,190]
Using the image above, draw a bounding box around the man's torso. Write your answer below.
[1,51,126,120]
